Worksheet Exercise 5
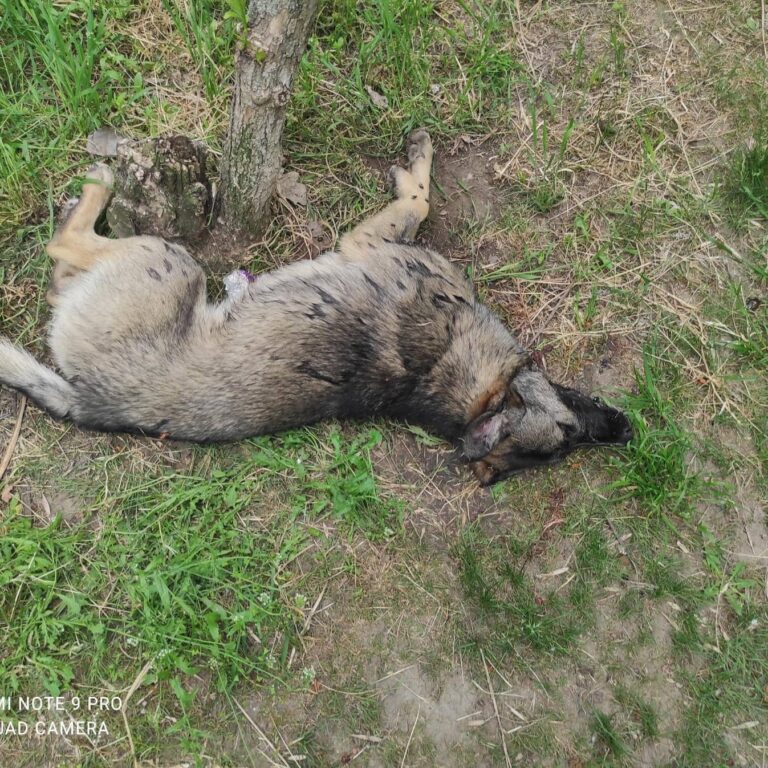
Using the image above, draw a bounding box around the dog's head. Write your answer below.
[461,367,633,485]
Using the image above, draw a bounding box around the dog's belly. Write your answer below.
[48,242,477,441]
[49,239,205,377]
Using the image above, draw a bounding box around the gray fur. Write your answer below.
[38,241,526,441]
[0,130,631,483]
[0,339,75,418]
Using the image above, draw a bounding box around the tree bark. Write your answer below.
[220,0,318,238]
[106,136,211,241]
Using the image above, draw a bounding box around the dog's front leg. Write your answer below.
[338,129,433,259]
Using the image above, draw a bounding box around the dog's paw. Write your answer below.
[407,128,432,164]
[84,163,114,188]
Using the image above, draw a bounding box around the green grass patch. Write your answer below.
[0,426,399,757]
[0,0,137,228]
[591,709,627,758]
[160,0,236,108]
[0,0,236,235]
[608,347,700,524]
[288,0,522,156]
[678,605,768,764]
[278,427,404,540]
[615,686,659,739]
[0,471,295,699]
[723,136,768,223]
[455,527,584,659]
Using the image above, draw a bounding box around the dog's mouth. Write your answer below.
[577,403,634,447]
[553,387,634,447]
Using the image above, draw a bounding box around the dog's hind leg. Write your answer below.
[45,164,154,305]
[46,164,115,267]
[338,129,433,259]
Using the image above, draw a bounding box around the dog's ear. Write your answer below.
[462,379,525,461]
[461,381,524,460]
[462,411,508,459]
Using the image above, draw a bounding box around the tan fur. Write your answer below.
[0,129,632,483]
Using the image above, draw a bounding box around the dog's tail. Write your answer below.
[0,338,75,419]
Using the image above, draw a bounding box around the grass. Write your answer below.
[2,470,294,697]
[608,346,700,523]
[455,527,585,659]
[2,0,768,765]
[615,686,659,739]
[0,428,399,760]
[678,604,768,763]
[591,710,627,759]
[0,0,234,236]
[725,136,768,223]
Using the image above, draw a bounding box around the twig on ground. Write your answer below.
[400,705,420,768]
[301,586,326,634]
[121,658,154,768]
[233,697,291,768]
[481,649,512,768]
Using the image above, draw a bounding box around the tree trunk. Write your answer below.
[220,0,318,238]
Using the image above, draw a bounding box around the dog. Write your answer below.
[0,129,632,485]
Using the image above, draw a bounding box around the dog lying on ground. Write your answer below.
[0,129,632,484]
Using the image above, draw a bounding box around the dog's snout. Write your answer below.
[617,419,633,444]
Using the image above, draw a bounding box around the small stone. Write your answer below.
[276,171,308,206]
[365,85,388,109]
[86,127,127,157]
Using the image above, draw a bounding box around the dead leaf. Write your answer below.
[1,484,14,503]
[364,85,388,109]
[276,171,307,206]
[86,127,126,157]
[307,220,332,250]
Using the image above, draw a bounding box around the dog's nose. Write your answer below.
[618,421,634,444]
